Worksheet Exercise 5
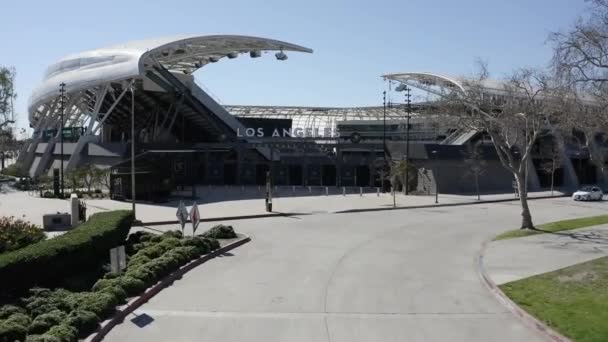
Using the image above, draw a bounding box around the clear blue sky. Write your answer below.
[2,0,588,131]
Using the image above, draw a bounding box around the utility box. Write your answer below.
[43,213,71,231]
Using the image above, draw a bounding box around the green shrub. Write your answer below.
[125,266,156,285]
[1,163,27,178]
[91,278,115,292]
[65,310,98,337]
[5,312,32,328]
[45,324,77,342]
[0,211,134,295]
[65,292,118,318]
[0,319,28,342]
[98,285,127,304]
[156,237,181,252]
[164,246,198,264]
[23,289,72,317]
[201,224,237,239]
[125,231,153,245]
[102,272,120,280]
[115,276,146,296]
[181,237,211,255]
[0,216,45,254]
[133,245,163,260]
[149,235,163,243]
[205,238,220,251]
[145,255,181,279]
[161,230,183,239]
[25,334,61,342]
[0,305,25,319]
[28,310,66,334]
[126,254,152,269]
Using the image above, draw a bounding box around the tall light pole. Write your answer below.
[431,150,438,203]
[130,85,136,219]
[404,86,411,195]
[382,90,387,192]
[59,83,65,197]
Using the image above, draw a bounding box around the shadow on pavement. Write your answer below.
[130,312,155,328]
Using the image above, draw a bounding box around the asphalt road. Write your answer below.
[105,197,608,342]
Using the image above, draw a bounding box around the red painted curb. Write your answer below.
[477,239,571,342]
[86,235,251,342]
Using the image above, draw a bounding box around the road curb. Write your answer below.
[476,238,571,342]
[86,235,251,342]
[136,212,296,226]
[335,194,567,214]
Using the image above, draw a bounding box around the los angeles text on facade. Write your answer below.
[236,127,340,138]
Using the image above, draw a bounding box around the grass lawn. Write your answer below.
[494,214,608,241]
[500,257,608,342]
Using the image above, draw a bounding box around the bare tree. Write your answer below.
[442,63,562,229]
[462,141,487,200]
[550,1,608,185]
[538,144,563,196]
[0,67,16,126]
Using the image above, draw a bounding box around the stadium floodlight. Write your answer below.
[250,50,262,58]
[395,83,407,92]
[275,49,288,61]
[194,61,202,68]
[208,56,220,63]
[227,52,239,59]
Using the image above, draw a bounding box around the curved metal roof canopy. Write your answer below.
[382,72,505,97]
[29,34,313,117]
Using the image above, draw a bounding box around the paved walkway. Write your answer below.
[0,183,563,226]
[484,225,608,285]
[105,197,606,342]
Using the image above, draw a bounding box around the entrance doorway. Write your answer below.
[288,165,303,185]
[322,165,336,186]
[224,163,237,185]
[256,164,270,185]
[356,165,370,187]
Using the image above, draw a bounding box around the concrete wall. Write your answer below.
[416,159,515,195]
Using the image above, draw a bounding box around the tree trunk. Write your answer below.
[475,172,480,201]
[515,173,534,229]
[550,170,554,196]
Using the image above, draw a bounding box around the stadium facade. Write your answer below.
[19,35,596,201]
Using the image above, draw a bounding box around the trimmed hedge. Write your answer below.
[0,211,134,296]
[201,224,237,239]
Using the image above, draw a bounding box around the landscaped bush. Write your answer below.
[0,318,28,342]
[0,224,230,342]
[98,285,127,304]
[201,224,237,239]
[0,216,45,254]
[25,334,62,342]
[65,291,118,318]
[28,310,67,334]
[0,304,25,319]
[1,163,27,178]
[64,310,98,337]
[45,324,77,342]
[0,211,134,295]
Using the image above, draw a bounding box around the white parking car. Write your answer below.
[572,186,604,201]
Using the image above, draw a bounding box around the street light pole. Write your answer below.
[130,85,136,219]
[431,150,439,203]
[59,83,65,197]
[405,86,411,195]
[382,90,387,192]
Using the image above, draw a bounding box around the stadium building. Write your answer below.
[19,35,596,201]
